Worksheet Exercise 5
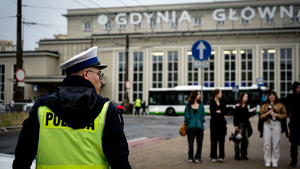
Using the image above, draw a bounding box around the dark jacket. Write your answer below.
[13,76,131,169]
[184,102,205,131]
[286,81,300,142]
[234,105,254,137]
[209,100,227,136]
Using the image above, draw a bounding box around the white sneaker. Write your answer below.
[188,159,193,163]
[272,163,278,168]
[265,163,271,167]
[211,158,216,163]
[218,158,223,162]
[195,159,200,163]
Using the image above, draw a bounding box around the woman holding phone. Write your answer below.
[260,91,287,168]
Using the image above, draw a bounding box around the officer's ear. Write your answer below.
[82,69,89,80]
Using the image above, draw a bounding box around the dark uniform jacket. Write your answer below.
[13,75,131,169]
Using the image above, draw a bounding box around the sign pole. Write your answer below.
[201,67,204,100]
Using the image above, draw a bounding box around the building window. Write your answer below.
[150,19,156,28]
[204,51,215,87]
[133,52,143,100]
[0,65,5,100]
[280,49,292,98]
[263,49,275,90]
[152,52,163,88]
[118,53,126,102]
[241,49,253,87]
[266,14,274,23]
[187,52,198,86]
[119,24,126,30]
[168,51,178,87]
[171,19,178,28]
[291,14,299,23]
[217,20,225,26]
[105,22,112,30]
[134,23,141,29]
[194,17,202,26]
[241,18,249,24]
[224,50,236,87]
[84,22,91,30]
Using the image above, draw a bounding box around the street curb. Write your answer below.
[0,129,21,136]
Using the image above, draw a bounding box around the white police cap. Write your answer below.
[59,46,107,75]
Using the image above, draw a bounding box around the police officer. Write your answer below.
[13,47,131,169]
[134,98,141,116]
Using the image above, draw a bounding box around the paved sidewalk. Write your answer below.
[129,116,295,169]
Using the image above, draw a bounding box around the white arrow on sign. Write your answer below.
[197,42,206,59]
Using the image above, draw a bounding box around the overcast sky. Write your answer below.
[0,0,230,50]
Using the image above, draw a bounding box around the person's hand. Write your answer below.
[235,126,239,131]
[216,110,221,113]
[266,110,272,115]
[271,112,278,118]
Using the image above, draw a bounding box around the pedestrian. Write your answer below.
[209,89,227,163]
[141,100,147,115]
[13,47,131,169]
[286,81,300,168]
[234,93,256,160]
[135,98,141,116]
[10,99,14,113]
[184,90,205,163]
[260,91,287,168]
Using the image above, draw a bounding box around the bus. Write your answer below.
[148,84,268,116]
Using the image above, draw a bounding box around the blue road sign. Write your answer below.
[33,85,38,92]
[191,40,212,61]
[257,77,264,87]
[232,85,239,93]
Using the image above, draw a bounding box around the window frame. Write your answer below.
[167,51,179,88]
[83,22,91,31]
[133,52,144,100]
[241,49,253,87]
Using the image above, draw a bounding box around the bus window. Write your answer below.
[222,91,236,104]
[149,92,164,105]
[166,92,178,105]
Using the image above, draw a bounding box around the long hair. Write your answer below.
[209,89,221,103]
[238,93,247,105]
[264,91,279,104]
[188,90,202,104]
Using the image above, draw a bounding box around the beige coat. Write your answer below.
[260,102,287,123]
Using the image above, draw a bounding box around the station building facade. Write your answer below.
[0,0,299,103]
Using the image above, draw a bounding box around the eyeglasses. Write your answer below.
[87,70,104,81]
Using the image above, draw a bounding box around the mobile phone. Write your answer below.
[250,108,256,112]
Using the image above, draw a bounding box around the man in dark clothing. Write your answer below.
[287,81,300,168]
[13,47,131,169]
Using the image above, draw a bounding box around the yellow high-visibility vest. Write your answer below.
[135,99,141,107]
[36,101,111,169]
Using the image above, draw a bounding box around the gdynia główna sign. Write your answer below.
[97,5,299,26]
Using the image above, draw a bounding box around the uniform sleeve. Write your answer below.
[13,103,40,169]
[102,103,131,169]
